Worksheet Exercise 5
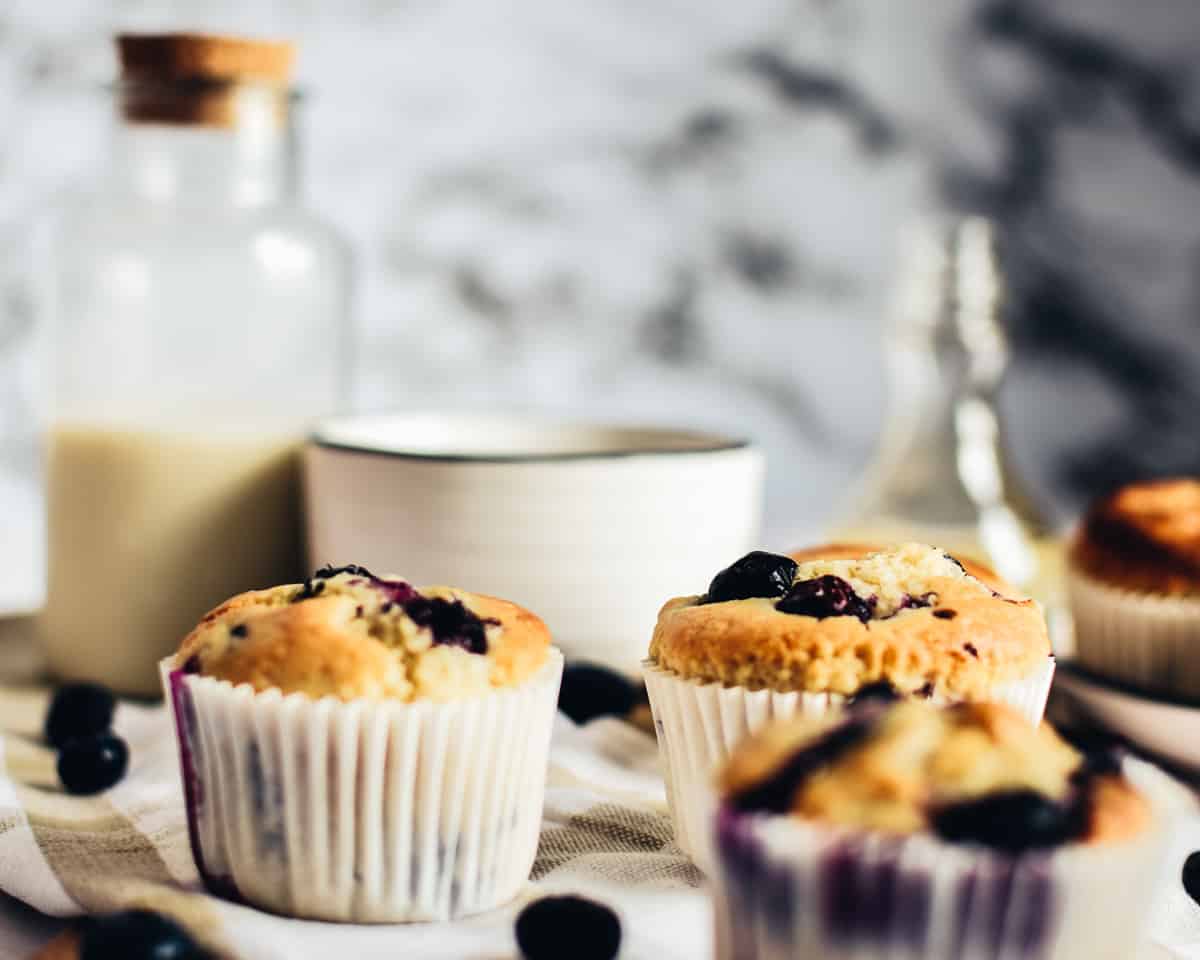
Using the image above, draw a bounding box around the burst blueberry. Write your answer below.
[45,683,116,749]
[776,575,874,623]
[313,563,376,580]
[730,720,872,814]
[931,790,1076,851]
[404,595,495,654]
[516,895,621,960]
[58,732,129,796]
[704,551,798,603]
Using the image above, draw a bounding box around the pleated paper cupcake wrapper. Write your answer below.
[643,658,1055,866]
[161,650,564,923]
[711,758,1185,960]
[1068,567,1200,700]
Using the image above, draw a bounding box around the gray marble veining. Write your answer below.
[1,0,1198,609]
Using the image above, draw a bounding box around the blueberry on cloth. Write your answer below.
[516,895,621,960]
[776,575,874,623]
[57,732,129,795]
[931,790,1076,852]
[704,551,798,603]
[44,683,115,749]
[80,909,207,960]
[558,663,637,724]
[1183,852,1200,907]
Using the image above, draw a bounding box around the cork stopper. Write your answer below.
[116,33,295,127]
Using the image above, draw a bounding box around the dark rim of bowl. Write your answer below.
[1057,660,1200,710]
[309,425,752,463]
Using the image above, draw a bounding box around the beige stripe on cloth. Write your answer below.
[533,803,703,886]
[14,789,228,957]
[0,689,229,958]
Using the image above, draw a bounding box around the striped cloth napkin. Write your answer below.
[0,687,706,959]
[0,684,1197,959]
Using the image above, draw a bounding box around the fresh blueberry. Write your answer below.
[776,575,874,623]
[931,790,1076,851]
[704,551,798,603]
[80,909,206,960]
[58,732,129,796]
[45,683,116,750]
[1182,852,1200,907]
[559,664,637,724]
[516,895,621,960]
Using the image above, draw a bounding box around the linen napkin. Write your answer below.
[0,685,1195,959]
[0,687,706,959]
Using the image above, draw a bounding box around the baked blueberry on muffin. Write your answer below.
[1068,478,1200,699]
[643,542,1055,862]
[164,564,562,923]
[713,700,1173,960]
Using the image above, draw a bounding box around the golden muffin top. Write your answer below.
[1072,478,1200,596]
[649,543,1050,699]
[720,698,1149,849]
[174,565,551,702]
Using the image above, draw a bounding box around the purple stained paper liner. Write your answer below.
[159,651,563,922]
[168,666,243,903]
[710,770,1182,960]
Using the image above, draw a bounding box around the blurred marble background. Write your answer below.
[2,0,1200,609]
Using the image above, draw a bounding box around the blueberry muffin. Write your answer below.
[714,699,1171,960]
[176,564,550,701]
[651,542,1049,701]
[1068,478,1200,699]
[720,698,1147,842]
[163,564,563,923]
[643,543,1054,861]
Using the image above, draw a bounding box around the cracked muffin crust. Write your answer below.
[788,541,1021,597]
[1071,477,1200,596]
[174,564,551,701]
[719,699,1149,847]
[649,543,1049,699]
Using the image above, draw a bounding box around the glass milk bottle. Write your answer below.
[37,34,351,695]
[829,218,1067,641]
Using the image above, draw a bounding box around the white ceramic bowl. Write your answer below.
[304,413,764,674]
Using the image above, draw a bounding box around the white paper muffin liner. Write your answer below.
[643,658,1055,865]
[711,757,1185,960]
[1068,566,1200,700]
[160,649,563,922]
